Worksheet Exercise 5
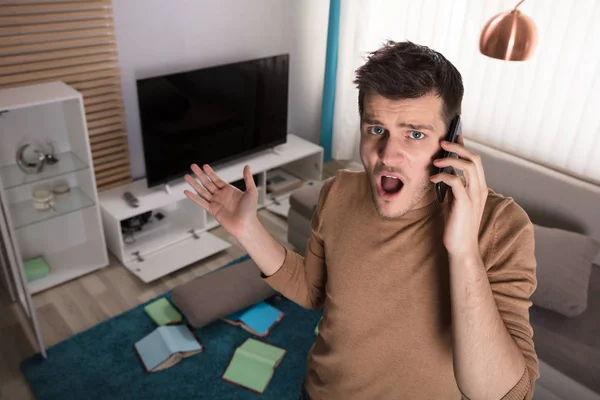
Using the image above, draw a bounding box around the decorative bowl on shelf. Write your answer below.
[52,179,70,195]
[15,141,59,175]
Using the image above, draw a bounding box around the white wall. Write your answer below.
[112,0,329,179]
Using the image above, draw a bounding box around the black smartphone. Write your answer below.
[435,115,462,203]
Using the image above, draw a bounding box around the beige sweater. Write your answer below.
[263,169,539,400]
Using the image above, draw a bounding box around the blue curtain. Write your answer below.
[319,0,341,162]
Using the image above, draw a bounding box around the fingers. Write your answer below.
[243,165,257,192]
[433,157,479,195]
[184,189,211,210]
[430,172,468,201]
[184,173,213,202]
[439,139,487,189]
[439,139,473,159]
[203,164,227,189]
[191,163,218,194]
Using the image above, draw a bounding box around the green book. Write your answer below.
[222,338,286,394]
[144,298,182,326]
[23,256,50,282]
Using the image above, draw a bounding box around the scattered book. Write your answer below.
[222,301,284,337]
[144,297,182,326]
[133,325,203,372]
[222,338,286,394]
[23,256,50,282]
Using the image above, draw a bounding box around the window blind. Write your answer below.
[0,0,132,191]
[334,0,600,185]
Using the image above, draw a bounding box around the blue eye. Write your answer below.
[409,131,425,140]
[369,126,385,135]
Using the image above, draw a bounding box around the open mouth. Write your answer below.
[380,175,404,195]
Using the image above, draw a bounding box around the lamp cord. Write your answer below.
[513,0,525,11]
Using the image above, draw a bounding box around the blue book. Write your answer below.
[133,325,203,372]
[222,302,284,338]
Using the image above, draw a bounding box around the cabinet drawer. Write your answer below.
[122,231,231,283]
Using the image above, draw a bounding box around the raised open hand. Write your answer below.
[184,164,258,239]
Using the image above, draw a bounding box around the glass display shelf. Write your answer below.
[0,151,88,190]
[9,186,95,229]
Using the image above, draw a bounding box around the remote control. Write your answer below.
[123,191,139,208]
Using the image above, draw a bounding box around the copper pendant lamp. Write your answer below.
[479,0,537,61]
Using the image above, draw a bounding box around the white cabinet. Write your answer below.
[0,81,109,358]
[99,134,323,283]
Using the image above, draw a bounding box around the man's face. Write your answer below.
[359,92,448,219]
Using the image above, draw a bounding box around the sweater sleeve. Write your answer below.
[485,199,540,400]
[261,176,336,310]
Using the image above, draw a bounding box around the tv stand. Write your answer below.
[99,134,323,283]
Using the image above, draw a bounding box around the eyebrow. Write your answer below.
[362,115,435,132]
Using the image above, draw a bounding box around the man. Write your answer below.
[184,41,539,400]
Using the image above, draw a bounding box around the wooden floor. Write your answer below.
[0,160,348,400]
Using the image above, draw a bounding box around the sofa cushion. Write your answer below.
[287,208,312,254]
[289,181,324,220]
[531,224,600,317]
[529,263,600,394]
[171,258,277,328]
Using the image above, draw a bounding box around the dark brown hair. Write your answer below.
[354,40,464,129]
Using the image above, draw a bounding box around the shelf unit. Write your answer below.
[99,133,323,283]
[0,82,109,358]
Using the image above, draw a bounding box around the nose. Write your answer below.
[378,134,406,167]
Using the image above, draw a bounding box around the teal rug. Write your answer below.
[21,255,322,400]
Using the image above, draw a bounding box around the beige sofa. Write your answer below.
[288,181,325,254]
[286,142,600,400]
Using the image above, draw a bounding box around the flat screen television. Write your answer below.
[136,53,289,188]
